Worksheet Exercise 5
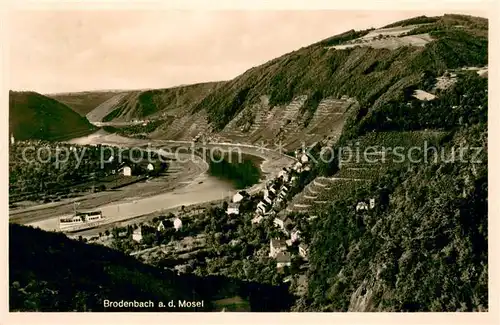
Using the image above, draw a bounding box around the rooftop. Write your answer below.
[271,238,287,248]
[276,252,291,263]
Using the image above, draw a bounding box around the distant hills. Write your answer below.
[9,91,97,141]
[9,14,488,147]
[47,14,487,150]
[50,91,123,116]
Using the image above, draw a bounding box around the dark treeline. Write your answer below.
[9,223,295,312]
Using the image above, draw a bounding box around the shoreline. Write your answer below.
[12,130,296,234]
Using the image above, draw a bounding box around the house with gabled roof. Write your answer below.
[132,227,143,242]
[299,243,309,260]
[356,201,369,211]
[157,220,167,232]
[226,202,240,216]
[251,215,263,224]
[269,238,287,258]
[274,215,293,234]
[232,192,244,203]
[291,229,301,243]
[276,252,292,270]
[256,201,269,215]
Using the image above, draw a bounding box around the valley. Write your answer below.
[8,13,489,313]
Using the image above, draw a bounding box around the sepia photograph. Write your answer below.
[3,1,493,318]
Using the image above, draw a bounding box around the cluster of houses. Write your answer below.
[356,198,376,211]
[227,149,313,271]
[114,160,165,177]
[250,150,312,221]
[131,215,183,242]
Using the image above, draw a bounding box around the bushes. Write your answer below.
[355,73,487,136]
[382,15,440,28]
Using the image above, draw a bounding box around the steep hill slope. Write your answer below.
[9,224,294,312]
[92,82,221,123]
[49,91,124,116]
[9,91,97,141]
[94,14,487,152]
[290,49,488,311]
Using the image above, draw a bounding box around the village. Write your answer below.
[80,146,379,296]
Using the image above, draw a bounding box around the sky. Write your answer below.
[8,9,488,94]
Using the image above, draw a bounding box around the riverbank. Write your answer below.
[12,130,297,233]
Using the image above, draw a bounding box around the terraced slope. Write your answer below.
[83,14,486,150]
[216,95,358,150]
[286,130,448,213]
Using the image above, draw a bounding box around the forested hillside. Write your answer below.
[9,91,97,141]
[295,70,488,311]
[100,82,221,122]
[88,14,487,147]
[9,224,294,312]
[193,14,486,129]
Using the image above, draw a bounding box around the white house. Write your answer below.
[278,169,289,182]
[123,166,132,177]
[256,201,268,215]
[232,192,244,203]
[274,216,293,234]
[147,163,154,171]
[226,202,240,215]
[276,252,292,270]
[264,196,273,205]
[269,238,287,258]
[356,201,369,211]
[132,227,143,242]
[251,215,263,224]
[293,162,303,172]
[299,243,309,260]
[10,134,15,145]
[300,154,309,164]
[157,220,166,232]
[269,185,277,195]
[291,229,301,243]
[278,186,289,200]
[369,198,376,209]
[173,217,182,231]
[273,216,284,230]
